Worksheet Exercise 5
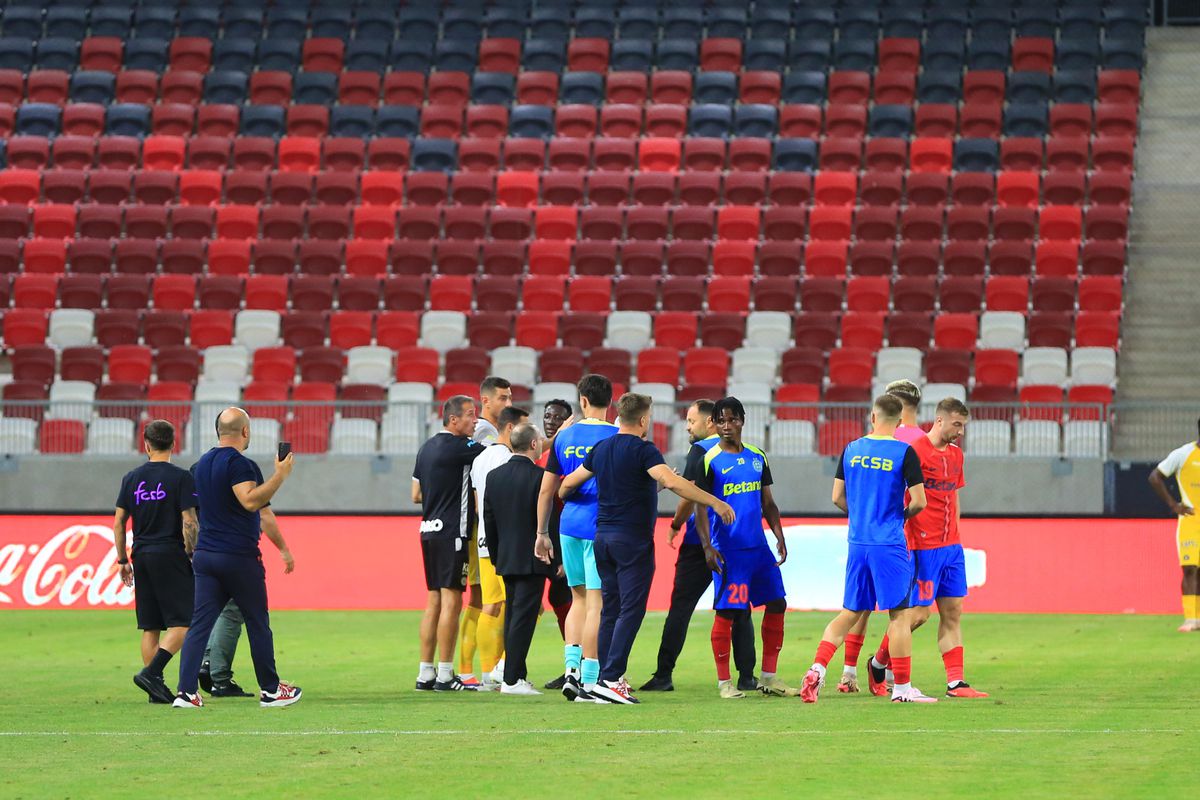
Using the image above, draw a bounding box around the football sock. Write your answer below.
[891,656,912,687]
[564,644,582,677]
[436,662,454,683]
[942,646,965,686]
[760,612,785,675]
[811,640,838,677]
[457,606,480,677]
[581,658,600,690]
[477,609,504,675]
[710,615,733,682]
[872,634,891,669]
[147,647,173,678]
[843,633,865,670]
[418,662,435,682]
[552,603,571,639]
[1183,594,1200,622]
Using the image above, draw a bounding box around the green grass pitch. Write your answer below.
[0,610,1193,798]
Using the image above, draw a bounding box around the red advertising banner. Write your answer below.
[0,516,1180,614]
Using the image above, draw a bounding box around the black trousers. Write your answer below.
[653,544,757,680]
[502,573,547,685]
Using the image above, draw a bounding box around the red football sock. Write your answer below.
[873,634,891,668]
[942,646,964,685]
[552,603,571,639]
[891,656,912,686]
[761,612,785,674]
[813,639,838,668]
[711,615,733,681]
[843,633,865,667]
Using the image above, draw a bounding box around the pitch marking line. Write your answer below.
[0,729,1187,737]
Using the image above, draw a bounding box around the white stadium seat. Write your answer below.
[742,421,767,447]
[380,420,423,454]
[605,311,652,352]
[874,347,923,385]
[388,382,434,405]
[919,383,968,421]
[1071,348,1117,386]
[201,345,249,383]
[728,381,772,430]
[86,417,135,455]
[669,420,690,456]
[196,380,241,405]
[490,346,538,388]
[532,382,577,410]
[630,382,675,408]
[346,346,394,386]
[233,310,281,352]
[419,311,467,353]
[0,418,38,454]
[1063,421,1106,458]
[731,347,778,384]
[744,311,792,351]
[48,309,95,349]
[1015,420,1062,456]
[1021,347,1069,386]
[47,380,96,422]
[331,418,378,454]
[769,420,816,456]
[978,311,1026,351]
[965,420,1012,456]
[243,418,281,458]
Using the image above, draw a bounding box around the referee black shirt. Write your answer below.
[116,461,198,553]
[412,431,485,544]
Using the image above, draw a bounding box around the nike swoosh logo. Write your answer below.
[721,466,735,474]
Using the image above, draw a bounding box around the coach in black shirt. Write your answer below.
[113,420,199,705]
[483,422,553,695]
[411,394,486,692]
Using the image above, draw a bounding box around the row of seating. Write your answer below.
[0,67,1141,109]
[14,306,1124,355]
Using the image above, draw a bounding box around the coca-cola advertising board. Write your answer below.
[0,516,1179,614]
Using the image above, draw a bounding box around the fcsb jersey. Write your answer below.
[546,418,618,541]
[905,436,966,550]
[696,444,772,551]
[836,435,924,547]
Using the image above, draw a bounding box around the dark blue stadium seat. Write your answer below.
[443,9,484,41]
[1004,103,1049,138]
[971,7,1013,42]
[294,72,338,106]
[486,7,528,39]
[1053,70,1097,104]
[611,40,654,72]
[774,139,818,173]
[36,38,79,71]
[927,8,968,42]
[132,7,176,39]
[576,7,617,39]
[434,39,477,73]
[178,7,220,39]
[1014,7,1057,39]
[923,36,965,72]
[781,71,826,105]
[695,72,738,105]
[213,38,257,74]
[917,71,962,104]
[15,104,61,137]
[837,7,878,40]
[346,39,389,73]
[473,73,517,106]
[953,139,1000,173]
[223,8,264,40]
[204,71,248,105]
[530,7,571,40]
[869,105,913,138]
[241,105,286,138]
[1057,36,1101,71]
[617,7,658,40]
[744,39,787,72]
[266,7,308,40]
[106,104,151,137]
[689,104,732,138]
[657,39,698,71]
[521,39,565,72]
[881,6,924,38]
[662,7,704,40]
[560,72,603,106]
[967,37,1010,71]
[510,105,554,139]
[793,6,835,40]
[1102,37,1145,70]
[1104,6,1147,41]
[397,8,438,41]
[733,105,778,139]
[123,38,168,73]
[70,71,116,105]
[411,138,458,173]
[2,7,43,39]
[45,6,88,40]
[356,8,397,40]
[330,106,376,139]
[312,7,353,40]
[90,7,132,38]
[1008,72,1052,104]
[390,40,435,73]
[833,37,875,71]
[375,106,420,139]
[1060,5,1101,40]
[705,7,747,38]
[259,39,302,74]
[748,7,791,39]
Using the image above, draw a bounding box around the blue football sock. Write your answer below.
[581,658,600,688]
[564,644,582,675]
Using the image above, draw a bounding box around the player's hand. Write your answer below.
[119,563,133,587]
[274,452,295,479]
[556,564,565,579]
[557,415,576,434]
[667,525,680,549]
[280,549,295,574]
[1175,502,1195,517]
[714,500,736,526]
[774,535,788,567]
[703,546,725,575]
[535,533,554,564]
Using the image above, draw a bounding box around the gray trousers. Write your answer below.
[202,600,243,684]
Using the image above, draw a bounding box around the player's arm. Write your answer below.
[1149,466,1192,516]
[112,507,132,586]
[558,465,593,499]
[831,479,848,513]
[669,444,706,546]
[411,477,422,504]
[232,453,294,512]
[260,507,294,574]
[181,508,198,555]
[648,463,735,525]
[902,448,927,519]
[536,470,561,562]
[690,461,724,572]
[762,485,787,566]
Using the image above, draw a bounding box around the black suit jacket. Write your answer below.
[483,456,553,578]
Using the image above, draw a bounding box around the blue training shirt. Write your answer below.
[681,434,720,546]
[546,418,618,541]
[192,446,266,557]
[696,443,773,551]
[582,433,666,539]
[836,435,924,547]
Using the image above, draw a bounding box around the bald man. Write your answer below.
[172,408,301,709]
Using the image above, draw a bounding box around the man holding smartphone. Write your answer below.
[173,407,301,709]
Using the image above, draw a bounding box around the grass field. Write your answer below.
[0,610,1193,799]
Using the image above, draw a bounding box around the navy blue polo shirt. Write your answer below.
[582,433,666,540]
[192,446,266,557]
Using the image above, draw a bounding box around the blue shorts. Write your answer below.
[910,544,969,607]
[560,534,601,591]
[713,546,786,610]
[843,543,915,612]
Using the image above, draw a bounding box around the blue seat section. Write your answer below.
[953,139,1001,173]
[411,138,457,173]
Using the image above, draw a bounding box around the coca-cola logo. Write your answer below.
[0,524,134,608]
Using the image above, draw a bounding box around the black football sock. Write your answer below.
[147,648,174,678]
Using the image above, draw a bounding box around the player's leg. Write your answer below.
[501,575,544,692]
[140,549,193,687]
[750,549,794,697]
[580,541,604,693]
[132,552,163,666]
[802,543,876,702]
[877,547,935,703]
[1180,564,1200,632]
[643,544,709,691]
[141,630,161,666]
[416,539,443,689]
[206,602,245,692]
[476,556,506,689]
[457,544,482,682]
[838,613,869,693]
[592,536,620,697]
[595,536,654,704]
[173,551,231,706]
[543,574,573,689]
[933,544,988,697]
[435,587,467,689]
[559,535,587,690]
[730,612,758,691]
[221,554,280,693]
[710,551,751,698]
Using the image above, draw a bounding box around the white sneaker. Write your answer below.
[489,661,506,685]
[500,680,542,696]
[172,692,204,709]
[891,685,938,704]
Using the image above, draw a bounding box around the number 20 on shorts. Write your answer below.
[725,582,749,605]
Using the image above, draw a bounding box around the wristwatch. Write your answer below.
[669,521,683,532]
[117,558,129,565]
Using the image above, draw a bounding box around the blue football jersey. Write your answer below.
[547,418,617,541]
[697,443,772,551]
[681,434,720,546]
[836,435,924,546]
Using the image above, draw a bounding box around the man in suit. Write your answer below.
[483,422,554,697]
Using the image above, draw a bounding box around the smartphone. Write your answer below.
[277,441,292,461]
